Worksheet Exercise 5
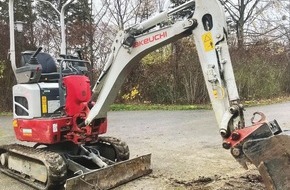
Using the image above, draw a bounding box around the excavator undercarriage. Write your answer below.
[0,137,151,190]
[0,144,67,190]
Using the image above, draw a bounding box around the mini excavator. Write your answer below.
[2,0,290,189]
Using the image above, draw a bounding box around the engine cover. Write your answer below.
[13,83,60,119]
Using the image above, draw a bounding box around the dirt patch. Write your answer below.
[168,172,264,190]
[139,168,264,190]
[170,176,216,187]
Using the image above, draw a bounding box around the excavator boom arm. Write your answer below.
[86,0,243,136]
[86,18,197,123]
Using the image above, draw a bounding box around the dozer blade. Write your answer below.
[65,154,152,190]
[243,132,290,190]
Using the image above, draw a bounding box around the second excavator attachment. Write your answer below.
[223,113,290,190]
[65,154,151,190]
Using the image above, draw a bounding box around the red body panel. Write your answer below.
[14,117,108,144]
[99,119,107,134]
[14,75,108,144]
[63,75,91,116]
[14,117,72,144]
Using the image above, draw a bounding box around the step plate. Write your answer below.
[65,154,152,190]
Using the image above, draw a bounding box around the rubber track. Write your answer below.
[0,144,67,190]
[98,136,130,161]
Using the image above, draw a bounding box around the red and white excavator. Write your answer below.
[2,0,290,189]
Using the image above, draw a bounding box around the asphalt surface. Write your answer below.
[0,101,290,190]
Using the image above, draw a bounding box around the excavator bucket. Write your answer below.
[243,132,290,190]
[226,116,290,190]
[65,154,152,190]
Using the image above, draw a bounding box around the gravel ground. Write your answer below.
[1,102,290,190]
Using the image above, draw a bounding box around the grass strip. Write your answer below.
[110,104,211,111]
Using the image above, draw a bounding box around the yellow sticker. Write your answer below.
[42,96,48,113]
[202,32,215,52]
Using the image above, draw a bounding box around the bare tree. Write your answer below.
[246,0,289,47]
[101,0,158,30]
[93,0,158,67]
[222,0,290,49]
[221,0,261,48]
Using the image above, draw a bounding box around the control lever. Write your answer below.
[32,47,43,58]
[28,47,42,65]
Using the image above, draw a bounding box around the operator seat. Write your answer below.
[21,51,59,82]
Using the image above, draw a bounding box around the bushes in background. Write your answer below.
[117,38,290,104]
[0,38,289,112]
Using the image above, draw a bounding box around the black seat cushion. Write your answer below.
[21,51,60,82]
[21,51,58,73]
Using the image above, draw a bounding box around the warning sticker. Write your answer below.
[202,32,215,52]
[42,96,48,114]
[23,128,32,136]
[53,123,58,133]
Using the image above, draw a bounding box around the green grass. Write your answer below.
[110,104,211,111]
[242,96,290,107]
[0,112,12,116]
[111,96,290,111]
